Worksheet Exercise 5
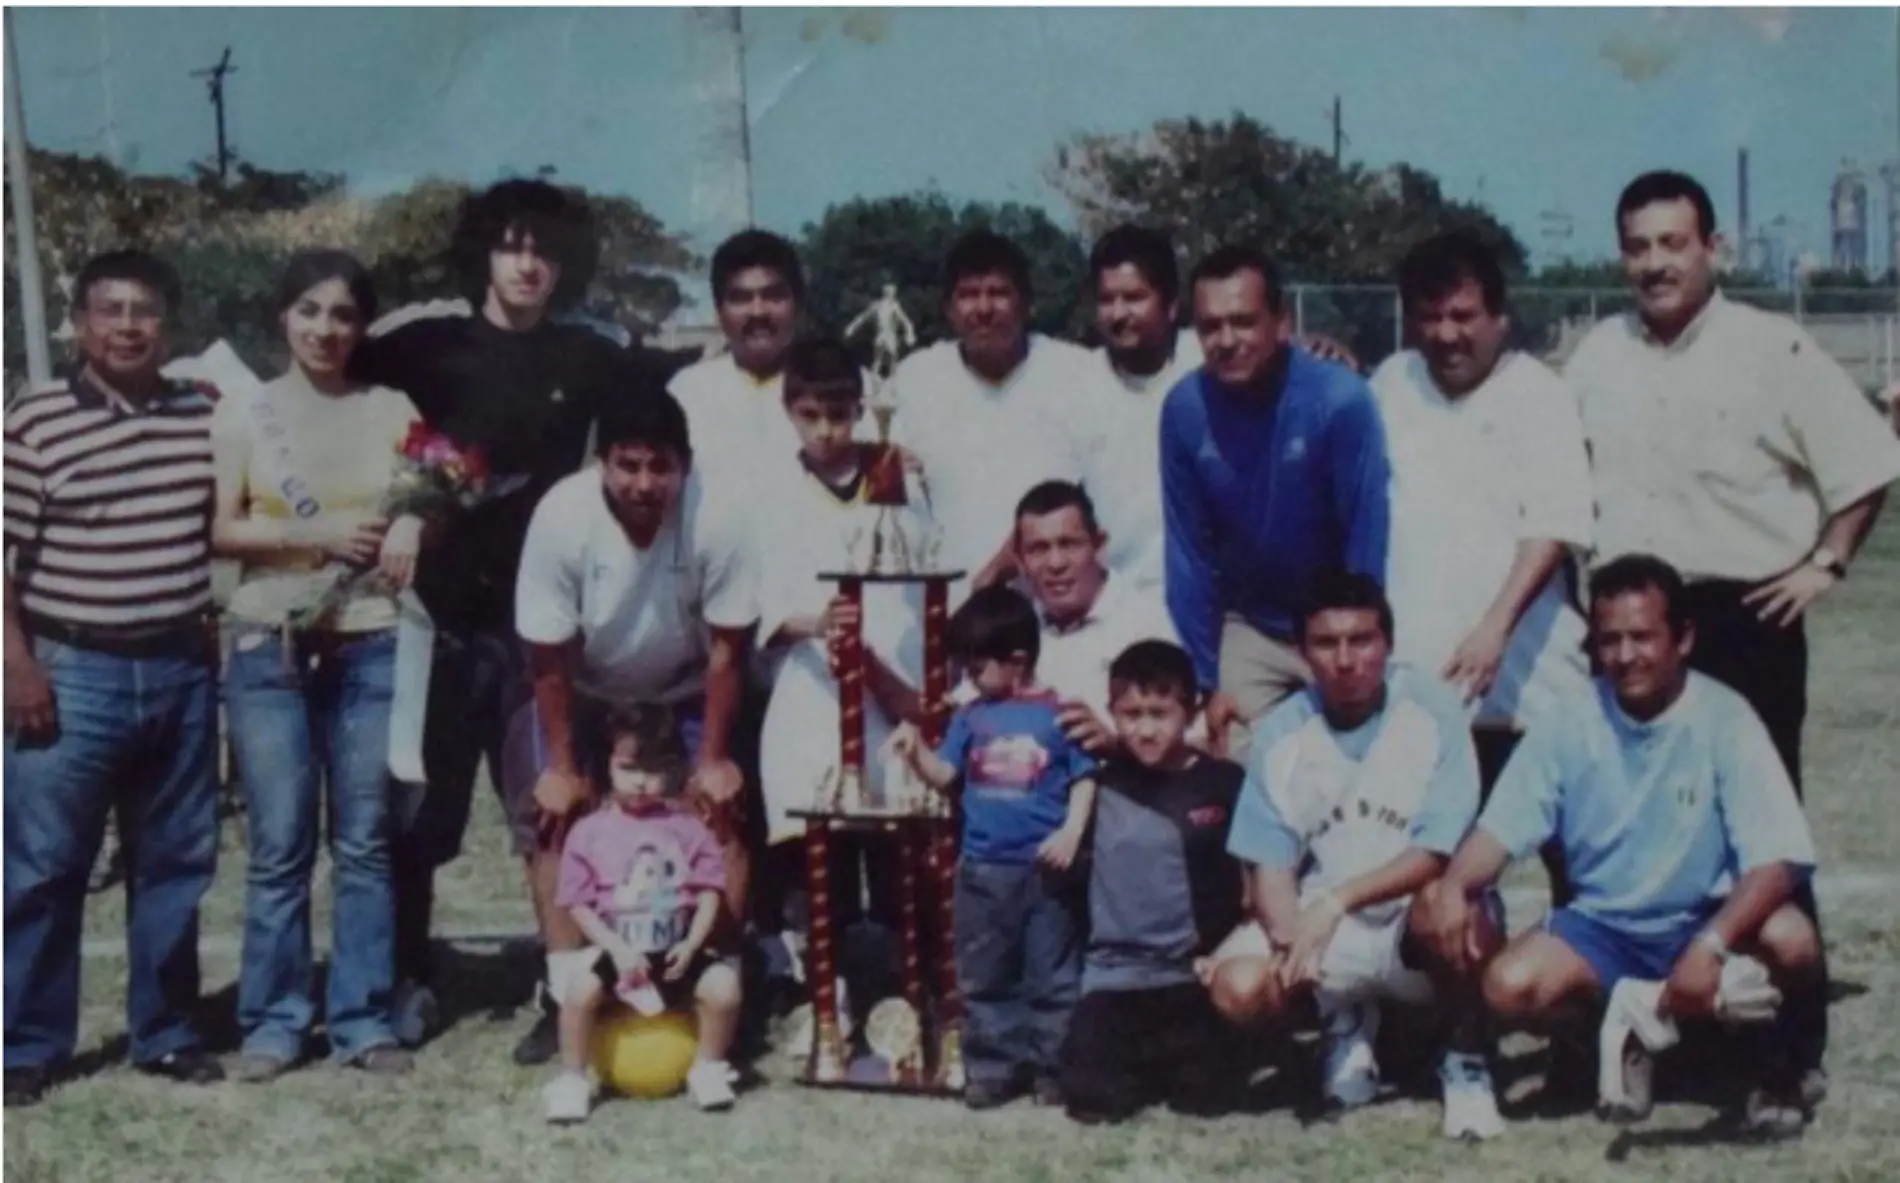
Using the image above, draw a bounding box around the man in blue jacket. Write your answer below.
[1161,245,1390,759]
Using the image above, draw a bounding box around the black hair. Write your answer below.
[601,704,690,797]
[943,229,1032,302]
[1397,230,1507,317]
[73,250,182,322]
[947,585,1041,668]
[1107,640,1200,710]
[1188,244,1284,315]
[449,179,599,310]
[1013,480,1101,538]
[1615,170,1717,242]
[1587,553,1692,638]
[711,229,805,304]
[782,334,864,407]
[272,249,379,324]
[1295,570,1395,645]
[1090,225,1179,308]
[596,387,693,469]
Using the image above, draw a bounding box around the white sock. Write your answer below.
[547,949,596,1006]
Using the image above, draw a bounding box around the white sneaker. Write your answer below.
[1320,996,1381,1109]
[543,1070,595,1124]
[1439,1052,1505,1141]
[688,1059,737,1111]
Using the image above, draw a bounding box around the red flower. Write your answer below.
[399,421,435,461]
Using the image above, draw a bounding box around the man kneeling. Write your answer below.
[1411,555,1823,1140]
[1211,573,1503,1140]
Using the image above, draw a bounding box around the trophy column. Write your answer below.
[920,576,964,1090]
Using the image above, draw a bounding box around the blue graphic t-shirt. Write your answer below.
[937,693,1097,864]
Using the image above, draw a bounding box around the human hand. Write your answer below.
[662,940,699,982]
[1037,825,1084,872]
[1056,700,1116,756]
[883,722,923,766]
[311,512,388,566]
[1742,565,1837,628]
[1296,333,1363,373]
[377,514,425,590]
[3,654,57,743]
[1442,618,1510,704]
[1204,691,1243,759]
[1658,945,1724,1020]
[1278,891,1346,990]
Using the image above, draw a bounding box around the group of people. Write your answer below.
[4,167,1897,1147]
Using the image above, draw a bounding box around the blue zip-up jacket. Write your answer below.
[1161,348,1391,689]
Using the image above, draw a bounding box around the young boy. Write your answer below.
[1055,640,1249,1124]
[543,707,742,1123]
[887,586,1096,1109]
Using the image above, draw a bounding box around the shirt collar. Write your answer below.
[68,367,182,414]
[1635,289,1728,354]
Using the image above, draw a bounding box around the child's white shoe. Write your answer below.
[688,1059,737,1111]
[543,1070,595,1124]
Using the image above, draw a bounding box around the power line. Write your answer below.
[189,46,237,181]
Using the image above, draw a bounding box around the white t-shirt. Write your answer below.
[1035,574,1182,723]
[1371,349,1592,729]
[515,470,758,706]
[889,334,1096,599]
[666,352,801,503]
[1076,330,1203,594]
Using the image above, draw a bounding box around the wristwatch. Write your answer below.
[1809,546,1848,580]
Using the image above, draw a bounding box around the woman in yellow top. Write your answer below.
[211,250,422,1081]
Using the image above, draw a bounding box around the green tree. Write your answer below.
[799,192,1090,352]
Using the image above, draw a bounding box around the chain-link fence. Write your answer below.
[1289,284,1900,391]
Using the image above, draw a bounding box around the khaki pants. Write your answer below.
[1218,616,1312,762]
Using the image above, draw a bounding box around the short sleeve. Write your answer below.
[1773,328,1900,513]
[1225,753,1303,870]
[1407,682,1482,856]
[4,408,48,569]
[515,483,584,645]
[1476,723,1566,860]
[699,496,760,631]
[1716,702,1817,873]
[1058,728,1098,788]
[935,709,974,770]
[555,821,602,910]
[678,816,729,895]
[1511,367,1594,548]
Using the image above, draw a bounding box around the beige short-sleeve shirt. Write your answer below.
[1564,292,1900,581]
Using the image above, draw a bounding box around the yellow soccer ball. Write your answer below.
[591,1009,699,1100]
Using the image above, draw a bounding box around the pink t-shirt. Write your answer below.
[557,804,727,955]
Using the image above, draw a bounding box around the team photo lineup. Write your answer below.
[7,138,1900,1165]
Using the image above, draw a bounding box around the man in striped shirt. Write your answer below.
[4,251,224,1106]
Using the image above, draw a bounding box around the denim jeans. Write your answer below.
[954,859,1083,1086]
[226,626,399,1062]
[4,637,219,1070]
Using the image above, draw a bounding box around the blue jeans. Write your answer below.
[4,637,218,1070]
[954,859,1083,1086]
[227,627,399,1063]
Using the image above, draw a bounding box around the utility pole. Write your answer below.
[1329,95,1344,165]
[6,8,54,388]
[190,46,237,181]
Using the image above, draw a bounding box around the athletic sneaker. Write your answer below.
[542,1070,595,1124]
[688,1059,738,1111]
[1743,1082,1808,1141]
[1320,997,1381,1109]
[1439,1052,1505,1141]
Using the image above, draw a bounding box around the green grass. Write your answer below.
[9,520,1900,1182]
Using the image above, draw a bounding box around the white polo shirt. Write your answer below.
[1372,349,1592,729]
[515,470,759,706]
[1565,292,1900,581]
[890,334,1096,597]
[1077,330,1204,595]
[667,352,802,502]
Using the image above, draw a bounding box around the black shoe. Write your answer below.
[511,986,561,1067]
[137,1050,224,1086]
[963,1077,1016,1110]
[1031,1075,1064,1107]
[4,1066,52,1108]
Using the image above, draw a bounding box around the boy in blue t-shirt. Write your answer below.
[888,586,1097,1109]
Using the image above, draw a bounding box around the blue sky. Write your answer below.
[10,6,1897,271]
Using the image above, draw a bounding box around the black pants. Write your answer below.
[1058,983,1233,1122]
[1682,580,1826,1074]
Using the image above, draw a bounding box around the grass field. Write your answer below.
[6,520,1900,1183]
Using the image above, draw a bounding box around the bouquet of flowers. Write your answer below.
[287,423,526,632]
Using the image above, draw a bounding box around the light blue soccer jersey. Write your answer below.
[1227,666,1481,921]
[1478,672,1817,936]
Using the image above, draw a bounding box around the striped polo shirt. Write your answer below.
[3,371,217,635]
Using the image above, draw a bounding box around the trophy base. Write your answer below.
[795,1055,961,1098]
